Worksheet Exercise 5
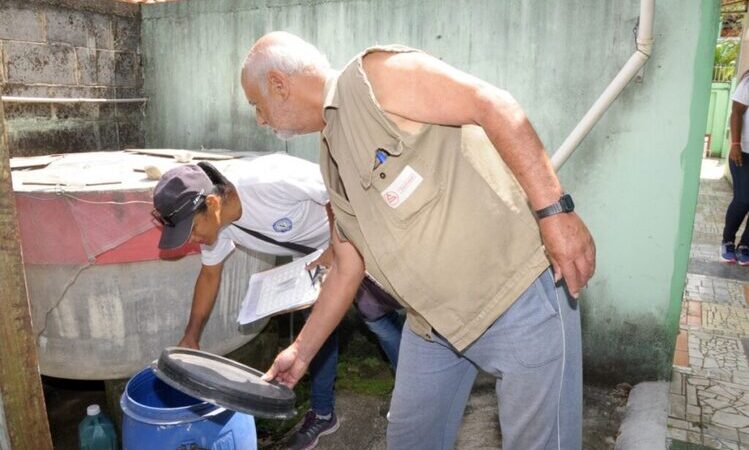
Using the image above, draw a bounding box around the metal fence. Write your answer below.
[714,64,736,82]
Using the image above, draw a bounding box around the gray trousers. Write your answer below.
[386,269,582,450]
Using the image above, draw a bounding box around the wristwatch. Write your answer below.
[535,194,575,219]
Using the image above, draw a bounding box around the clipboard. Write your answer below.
[237,249,324,325]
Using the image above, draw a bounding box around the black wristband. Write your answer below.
[535,194,574,219]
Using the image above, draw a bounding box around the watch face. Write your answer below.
[560,194,575,212]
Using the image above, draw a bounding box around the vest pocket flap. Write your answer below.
[369,151,442,224]
[358,141,405,190]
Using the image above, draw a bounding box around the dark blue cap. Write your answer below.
[152,165,214,249]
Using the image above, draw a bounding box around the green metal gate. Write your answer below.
[705,81,732,158]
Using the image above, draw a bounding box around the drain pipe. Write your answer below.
[551,0,655,170]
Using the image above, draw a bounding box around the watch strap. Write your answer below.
[535,202,564,218]
[535,194,574,219]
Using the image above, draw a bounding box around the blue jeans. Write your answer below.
[723,159,749,247]
[305,301,404,415]
[364,310,404,369]
[386,269,582,450]
[307,325,338,416]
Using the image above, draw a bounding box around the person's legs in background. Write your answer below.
[286,314,340,450]
[355,279,405,369]
[723,160,749,264]
[363,310,404,368]
[308,329,338,416]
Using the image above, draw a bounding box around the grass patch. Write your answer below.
[669,440,719,450]
[336,355,394,397]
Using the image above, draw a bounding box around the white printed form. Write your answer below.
[237,249,324,325]
[381,165,423,208]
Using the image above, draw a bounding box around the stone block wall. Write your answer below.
[1,0,144,157]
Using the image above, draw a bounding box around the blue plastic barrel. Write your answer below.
[120,367,257,450]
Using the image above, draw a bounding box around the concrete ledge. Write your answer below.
[25,0,139,18]
[615,381,669,450]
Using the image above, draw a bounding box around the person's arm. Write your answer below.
[264,223,365,387]
[178,262,224,349]
[361,51,595,297]
[730,101,746,167]
[307,202,336,270]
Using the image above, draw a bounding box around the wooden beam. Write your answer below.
[0,92,53,448]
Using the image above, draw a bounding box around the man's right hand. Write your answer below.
[730,144,743,167]
[538,212,596,298]
[177,334,200,350]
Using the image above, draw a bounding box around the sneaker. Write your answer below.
[721,242,737,263]
[285,410,339,450]
[738,245,749,266]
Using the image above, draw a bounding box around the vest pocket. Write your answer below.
[369,152,443,225]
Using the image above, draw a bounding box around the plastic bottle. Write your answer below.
[78,404,118,450]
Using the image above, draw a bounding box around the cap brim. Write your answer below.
[157,214,195,249]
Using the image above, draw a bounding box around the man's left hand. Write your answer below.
[538,212,596,298]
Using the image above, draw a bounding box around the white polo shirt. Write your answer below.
[200,153,331,266]
[732,75,749,154]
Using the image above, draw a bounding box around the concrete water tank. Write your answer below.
[12,150,273,380]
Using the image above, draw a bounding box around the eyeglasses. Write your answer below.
[151,191,206,227]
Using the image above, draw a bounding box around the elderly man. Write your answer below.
[243,32,595,450]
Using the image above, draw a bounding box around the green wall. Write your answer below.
[141,0,719,383]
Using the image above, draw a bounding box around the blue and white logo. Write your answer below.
[273,218,293,233]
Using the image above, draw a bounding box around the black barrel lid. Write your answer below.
[151,347,296,419]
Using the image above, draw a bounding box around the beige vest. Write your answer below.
[320,46,550,351]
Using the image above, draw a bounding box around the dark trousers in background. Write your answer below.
[723,159,749,247]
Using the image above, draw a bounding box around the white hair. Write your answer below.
[242,36,330,97]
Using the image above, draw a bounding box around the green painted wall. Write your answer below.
[141,0,719,383]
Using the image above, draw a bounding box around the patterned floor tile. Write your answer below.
[669,162,749,450]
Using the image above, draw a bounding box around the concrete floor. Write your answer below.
[667,158,749,450]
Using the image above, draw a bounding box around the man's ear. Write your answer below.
[204,194,221,212]
[267,70,290,100]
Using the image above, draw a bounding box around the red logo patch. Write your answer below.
[384,191,399,207]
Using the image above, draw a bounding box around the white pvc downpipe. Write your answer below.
[0,96,148,104]
[551,0,655,170]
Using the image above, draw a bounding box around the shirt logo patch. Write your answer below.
[273,218,293,233]
[384,191,400,207]
[381,165,422,209]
